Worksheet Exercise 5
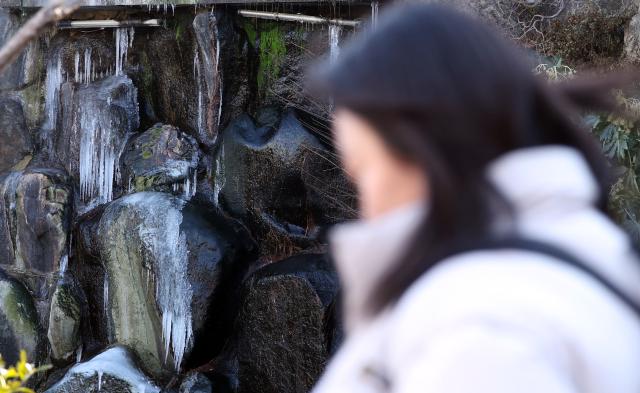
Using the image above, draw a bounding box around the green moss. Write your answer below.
[141,150,153,160]
[134,176,157,192]
[257,24,287,92]
[0,281,39,338]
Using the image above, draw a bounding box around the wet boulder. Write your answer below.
[179,372,213,393]
[45,346,160,393]
[216,109,355,258]
[54,75,139,210]
[140,12,224,148]
[47,275,84,364]
[120,124,199,196]
[0,169,71,303]
[233,253,340,393]
[0,270,45,365]
[0,98,33,173]
[75,192,254,377]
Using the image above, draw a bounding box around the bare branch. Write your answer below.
[0,0,80,74]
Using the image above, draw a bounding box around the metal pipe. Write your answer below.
[57,19,162,29]
[238,10,360,27]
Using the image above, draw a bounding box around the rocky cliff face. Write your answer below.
[0,1,637,392]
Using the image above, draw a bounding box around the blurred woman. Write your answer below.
[310,3,640,393]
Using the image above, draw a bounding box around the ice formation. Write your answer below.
[43,55,63,132]
[47,346,160,393]
[329,24,341,65]
[123,193,194,370]
[115,27,134,76]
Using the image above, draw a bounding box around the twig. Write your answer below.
[0,0,80,74]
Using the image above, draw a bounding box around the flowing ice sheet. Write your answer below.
[124,193,194,370]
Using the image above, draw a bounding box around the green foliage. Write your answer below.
[586,96,640,240]
[0,350,50,393]
[256,24,287,92]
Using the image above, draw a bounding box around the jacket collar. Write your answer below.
[330,145,604,333]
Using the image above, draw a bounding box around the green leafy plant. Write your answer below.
[585,95,640,241]
[535,62,640,241]
[0,350,50,393]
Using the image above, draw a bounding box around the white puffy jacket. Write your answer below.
[312,146,640,393]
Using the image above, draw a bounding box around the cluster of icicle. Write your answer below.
[147,3,175,15]
[78,104,118,205]
[74,48,114,85]
[171,169,198,200]
[115,27,134,76]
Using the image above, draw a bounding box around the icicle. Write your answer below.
[59,255,68,276]
[191,169,197,197]
[171,4,175,15]
[43,54,63,132]
[182,177,190,199]
[371,1,379,28]
[103,272,109,315]
[213,144,225,207]
[194,47,204,139]
[84,47,92,85]
[74,51,80,83]
[215,35,223,129]
[76,345,83,363]
[97,370,103,391]
[329,24,341,65]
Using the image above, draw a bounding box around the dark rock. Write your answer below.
[0,9,41,91]
[179,372,212,393]
[139,11,224,149]
[0,269,45,365]
[55,75,139,210]
[0,98,33,173]
[120,124,199,195]
[192,12,224,146]
[44,346,161,393]
[75,192,255,377]
[215,109,355,258]
[0,169,71,300]
[234,253,340,393]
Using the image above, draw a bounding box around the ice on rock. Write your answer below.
[45,346,160,393]
[120,193,194,370]
[77,76,138,208]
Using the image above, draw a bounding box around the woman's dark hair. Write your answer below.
[311,4,633,315]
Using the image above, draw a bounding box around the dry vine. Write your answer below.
[493,0,566,52]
